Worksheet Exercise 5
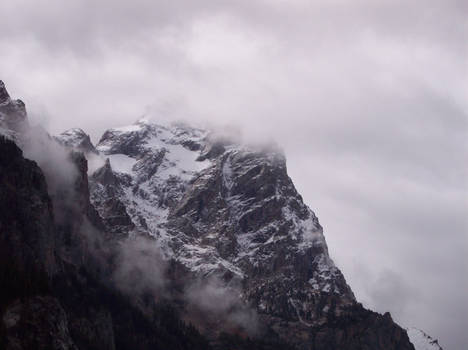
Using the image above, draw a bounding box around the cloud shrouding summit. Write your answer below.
[0,1,466,348]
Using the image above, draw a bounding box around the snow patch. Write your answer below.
[113,123,143,133]
[108,154,137,174]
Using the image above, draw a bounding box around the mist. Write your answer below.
[185,276,259,335]
[15,120,258,335]
[1,0,466,348]
[112,236,167,296]
[21,126,79,200]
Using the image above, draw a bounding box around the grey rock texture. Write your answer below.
[0,82,213,350]
[0,80,28,134]
[90,119,415,349]
[55,128,98,155]
[89,159,135,236]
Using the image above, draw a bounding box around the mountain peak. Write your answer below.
[0,80,27,133]
[0,80,11,105]
[0,80,430,350]
[55,128,98,154]
[89,118,363,344]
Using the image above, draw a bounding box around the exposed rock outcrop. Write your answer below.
[0,83,213,350]
[90,118,416,349]
[55,128,98,155]
[0,80,28,134]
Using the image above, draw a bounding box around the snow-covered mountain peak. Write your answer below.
[55,128,98,154]
[59,127,88,139]
[97,119,212,181]
[0,79,432,350]
[88,118,357,340]
[98,119,208,155]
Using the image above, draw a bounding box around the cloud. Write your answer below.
[185,276,259,335]
[112,236,167,296]
[0,0,466,348]
[21,127,77,192]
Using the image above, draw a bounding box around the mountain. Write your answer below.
[0,81,211,350]
[0,80,28,138]
[0,80,442,350]
[54,128,98,155]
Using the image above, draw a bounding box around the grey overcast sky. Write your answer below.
[1,0,467,348]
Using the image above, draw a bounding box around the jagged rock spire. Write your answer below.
[0,80,28,133]
[0,80,11,105]
[55,128,98,154]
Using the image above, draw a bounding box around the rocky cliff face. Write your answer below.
[54,128,98,155]
[81,119,419,349]
[0,135,57,304]
[0,80,439,350]
[0,83,213,350]
[0,81,28,135]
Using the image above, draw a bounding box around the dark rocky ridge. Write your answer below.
[0,84,212,350]
[89,159,135,236]
[0,80,419,349]
[0,80,28,134]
